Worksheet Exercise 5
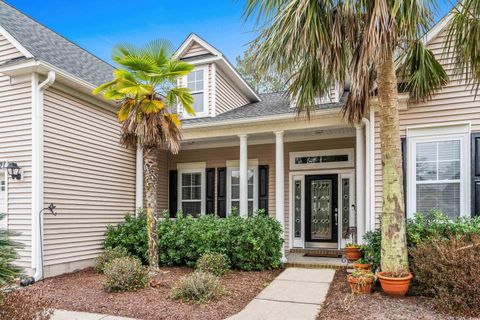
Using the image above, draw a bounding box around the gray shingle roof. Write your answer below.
[0,0,114,86]
[182,91,346,125]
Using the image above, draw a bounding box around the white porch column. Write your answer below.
[239,134,248,217]
[275,131,286,262]
[355,125,366,243]
[135,145,144,214]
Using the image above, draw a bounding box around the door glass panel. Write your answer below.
[311,179,332,240]
[341,178,350,239]
[294,180,302,238]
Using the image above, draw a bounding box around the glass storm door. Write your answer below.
[305,174,338,242]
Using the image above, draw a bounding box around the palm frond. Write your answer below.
[446,0,480,88]
[141,38,173,67]
[400,40,448,101]
[167,87,195,115]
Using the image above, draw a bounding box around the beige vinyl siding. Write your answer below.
[182,41,210,58]
[215,69,250,114]
[42,87,136,276]
[373,26,480,226]
[0,33,31,271]
[0,33,24,64]
[0,71,32,270]
[166,137,355,249]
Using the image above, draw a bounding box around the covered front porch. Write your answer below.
[136,111,375,261]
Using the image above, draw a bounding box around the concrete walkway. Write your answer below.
[228,268,335,320]
[52,309,137,320]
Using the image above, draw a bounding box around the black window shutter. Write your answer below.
[206,168,215,214]
[169,170,178,218]
[217,167,227,218]
[258,165,269,215]
[472,133,480,216]
[401,138,407,212]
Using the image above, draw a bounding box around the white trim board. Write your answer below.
[0,25,33,58]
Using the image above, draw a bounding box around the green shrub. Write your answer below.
[94,247,129,274]
[171,271,224,303]
[104,213,148,264]
[410,235,480,317]
[105,212,283,271]
[361,230,381,271]
[196,253,230,276]
[0,213,22,286]
[103,257,148,292]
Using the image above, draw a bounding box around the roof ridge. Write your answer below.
[0,0,115,70]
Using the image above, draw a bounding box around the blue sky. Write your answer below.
[7,0,453,65]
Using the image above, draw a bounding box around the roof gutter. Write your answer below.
[20,70,56,286]
[181,107,342,130]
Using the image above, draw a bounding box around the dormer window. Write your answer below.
[185,66,208,117]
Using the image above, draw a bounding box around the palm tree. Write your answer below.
[93,40,194,271]
[244,0,450,273]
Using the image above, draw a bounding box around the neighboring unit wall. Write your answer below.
[373,26,480,226]
[215,69,250,114]
[0,71,32,271]
[42,87,136,277]
[166,137,355,249]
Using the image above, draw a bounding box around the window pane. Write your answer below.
[416,162,437,181]
[193,93,204,113]
[231,201,239,213]
[182,173,191,187]
[248,170,254,183]
[416,142,436,162]
[248,184,253,199]
[191,173,201,186]
[248,201,253,216]
[439,140,460,160]
[192,186,202,200]
[196,80,204,91]
[187,73,195,82]
[231,170,240,184]
[438,160,460,180]
[182,186,191,200]
[294,180,302,238]
[195,70,204,79]
[187,82,195,91]
[231,185,239,199]
[182,201,201,217]
[416,183,460,219]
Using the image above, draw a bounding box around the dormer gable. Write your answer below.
[174,34,261,119]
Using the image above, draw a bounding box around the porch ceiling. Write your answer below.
[181,126,355,150]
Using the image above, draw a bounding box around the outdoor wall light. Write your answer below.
[6,162,21,180]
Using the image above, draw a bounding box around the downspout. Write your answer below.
[21,70,56,286]
[362,118,371,233]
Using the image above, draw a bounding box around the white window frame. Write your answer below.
[226,165,258,216]
[289,148,354,170]
[181,65,209,119]
[407,124,470,218]
[177,166,206,216]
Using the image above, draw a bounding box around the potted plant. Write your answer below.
[347,270,375,294]
[344,243,363,262]
[353,257,371,271]
[377,270,413,297]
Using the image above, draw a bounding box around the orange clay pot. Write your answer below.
[353,263,371,271]
[345,247,363,262]
[347,275,374,294]
[377,272,413,297]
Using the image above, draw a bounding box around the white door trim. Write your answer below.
[288,169,356,250]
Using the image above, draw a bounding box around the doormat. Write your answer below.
[304,251,341,258]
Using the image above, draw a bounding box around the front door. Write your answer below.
[305,175,338,243]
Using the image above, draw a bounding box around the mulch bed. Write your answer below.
[318,269,474,320]
[25,267,282,320]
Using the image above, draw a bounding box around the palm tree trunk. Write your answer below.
[377,48,409,273]
[143,147,159,272]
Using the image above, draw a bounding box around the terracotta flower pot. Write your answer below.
[345,247,363,262]
[353,263,371,271]
[377,272,413,297]
[347,275,373,294]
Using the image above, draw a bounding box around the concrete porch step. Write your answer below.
[288,248,343,258]
[285,253,345,270]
